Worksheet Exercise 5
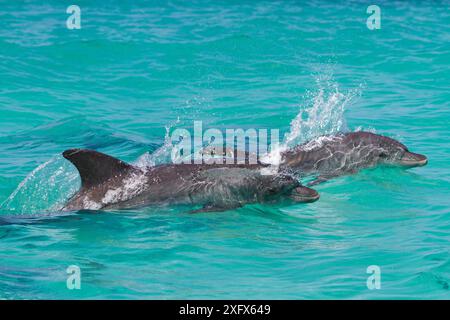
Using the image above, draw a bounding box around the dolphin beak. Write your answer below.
[291,186,320,203]
[399,151,428,167]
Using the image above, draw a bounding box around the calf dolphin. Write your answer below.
[280,131,428,185]
[62,149,319,212]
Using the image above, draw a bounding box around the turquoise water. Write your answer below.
[1,0,450,299]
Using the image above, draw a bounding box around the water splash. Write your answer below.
[284,75,360,147]
[135,96,218,167]
[134,117,181,168]
[261,74,362,166]
[0,156,80,215]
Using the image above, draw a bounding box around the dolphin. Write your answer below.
[61,149,319,212]
[280,131,428,185]
[62,131,426,212]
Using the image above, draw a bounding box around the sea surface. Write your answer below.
[0,0,449,299]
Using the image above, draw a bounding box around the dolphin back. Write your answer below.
[62,149,137,189]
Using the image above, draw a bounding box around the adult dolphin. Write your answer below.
[61,149,319,212]
[280,131,428,185]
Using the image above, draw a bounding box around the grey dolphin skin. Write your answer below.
[280,131,428,185]
[62,131,427,212]
[62,149,319,212]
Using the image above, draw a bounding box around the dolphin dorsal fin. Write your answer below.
[63,149,136,189]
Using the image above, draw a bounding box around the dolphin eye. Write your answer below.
[379,152,388,158]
